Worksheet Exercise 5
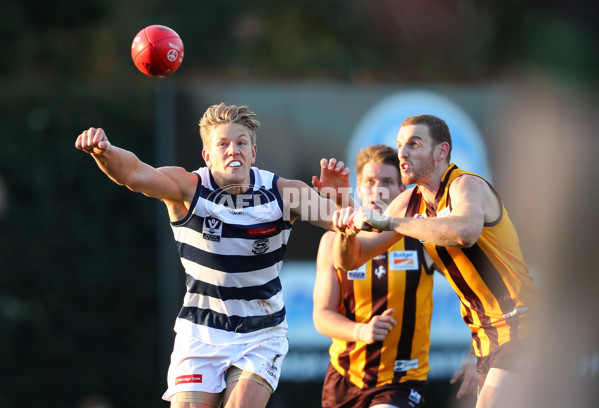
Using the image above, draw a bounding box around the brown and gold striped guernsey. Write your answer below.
[329,238,433,388]
[405,164,537,357]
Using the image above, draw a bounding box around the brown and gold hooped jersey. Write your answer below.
[329,238,433,388]
[405,164,537,357]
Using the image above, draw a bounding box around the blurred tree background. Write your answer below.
[0,1,596,407]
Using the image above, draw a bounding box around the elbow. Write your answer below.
[312,311,327,336]
[333,258,361,272]
[453,228,481,248]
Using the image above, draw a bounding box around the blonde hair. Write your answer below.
[199,103,260,147]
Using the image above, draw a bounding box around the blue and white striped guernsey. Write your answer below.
[170,167,293,344]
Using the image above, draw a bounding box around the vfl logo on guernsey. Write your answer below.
[205,184,277,223]
[389,251,419,271]
[203,216,223,242]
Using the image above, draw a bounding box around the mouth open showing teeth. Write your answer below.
[229,161,241,167]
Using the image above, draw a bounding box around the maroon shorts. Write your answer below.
[321,363,428,408]
[477,338,530,389]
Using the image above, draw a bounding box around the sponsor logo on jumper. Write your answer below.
[175,374,203,384]
[247,225,278,236]
[252,239,270,254]
[502,306,529,319]
[205,184,277,223]
[203,216,223,242]
[348,264,367,280]
[374,265,386,279]
[389,251,419,270]
[437,207,451,218]
[394,358,419,372]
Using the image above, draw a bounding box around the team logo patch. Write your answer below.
[347,264,366,280]
[374,265,386,279]
[389,251,419,270]
[203,216,223,242]
[252,239,270,254]
[175,374,203,384]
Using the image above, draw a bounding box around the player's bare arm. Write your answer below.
[314,232,396,343]
[75,127,197,204]
[346,175,493,248]
[278,177,336,230]
[390,175,488,247]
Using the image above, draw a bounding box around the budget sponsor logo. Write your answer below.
[389,251,419,271]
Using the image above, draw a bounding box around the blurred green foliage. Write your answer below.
[0,1,596,407]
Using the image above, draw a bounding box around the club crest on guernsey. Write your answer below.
[204,184,277,223]
[252,239,270,254]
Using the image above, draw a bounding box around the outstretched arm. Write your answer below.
[313,232,397,343]
[75,127,196,202]
[344,176,494,248]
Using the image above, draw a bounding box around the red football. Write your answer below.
[131,25,184,77]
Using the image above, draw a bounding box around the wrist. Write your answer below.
[366,215,394,232]
[352,323,366,342]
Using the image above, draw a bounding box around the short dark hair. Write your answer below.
[401,114,452,163]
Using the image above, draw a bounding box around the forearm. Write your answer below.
[366,214,478,247]
[313,309,364,342]
[91,146,146,189]
[333,233,363,271]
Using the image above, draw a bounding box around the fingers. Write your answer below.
[311,175,320,189]
[320,158,349,174]
[75,127,110,154]
[449,366,463,385]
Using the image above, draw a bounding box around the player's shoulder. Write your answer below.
[451,173,491,194]
[385,186,415,217]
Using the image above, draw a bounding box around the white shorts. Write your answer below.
[162,335,288,401]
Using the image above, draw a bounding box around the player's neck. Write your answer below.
[210,170,252,194]
[418,163,449,206]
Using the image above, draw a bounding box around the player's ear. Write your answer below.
[202,149,211,167]
[435,142,450,161]
[251,144,257,164]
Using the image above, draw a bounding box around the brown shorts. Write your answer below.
[477,338,530,390]
[321,363,428,408]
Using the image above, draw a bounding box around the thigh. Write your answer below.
[223,374,272,408]
[170,391,223,408]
